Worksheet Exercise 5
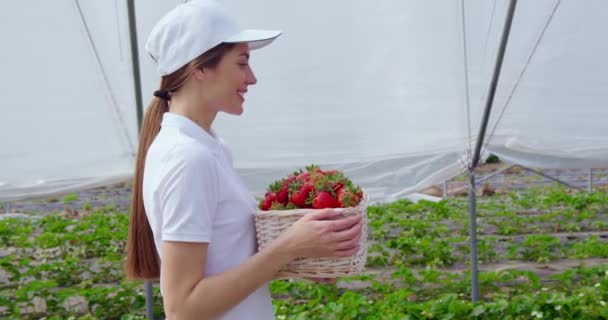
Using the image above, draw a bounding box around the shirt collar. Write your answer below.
[161,112,222,152]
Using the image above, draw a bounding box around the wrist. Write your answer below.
[265,236,295,267]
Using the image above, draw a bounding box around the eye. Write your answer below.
[238,62,249,69]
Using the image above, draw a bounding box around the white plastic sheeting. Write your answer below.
[1,1,138,201]
[482,1,608,168]
[1,0,607,202]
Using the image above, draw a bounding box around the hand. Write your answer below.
[272,208,363,263]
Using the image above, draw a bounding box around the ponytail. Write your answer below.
[126,97,168,280]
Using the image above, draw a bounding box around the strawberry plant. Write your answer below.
[3,181,608,318]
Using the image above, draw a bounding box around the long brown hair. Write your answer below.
[126,43,236,280]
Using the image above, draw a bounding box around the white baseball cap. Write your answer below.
[145,0,282,76]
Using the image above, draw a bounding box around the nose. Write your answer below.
[246,66,257,85]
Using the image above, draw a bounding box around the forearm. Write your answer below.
[171,242,291,319]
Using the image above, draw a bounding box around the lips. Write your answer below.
[237,90,247,101]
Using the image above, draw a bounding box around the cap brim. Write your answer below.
[224,29,282,50]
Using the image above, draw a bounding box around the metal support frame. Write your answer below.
[468,0,518,302]
[145,281,154,320]
[126,0,152,318]
[127,0,144,132]
[448,164,587,196]
[447,163,596,302]
[519,166,586,191]
[468,170,480,300]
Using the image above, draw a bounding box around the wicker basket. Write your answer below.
[254,194,368,279]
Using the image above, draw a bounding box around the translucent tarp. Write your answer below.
[0,1,138,201]
[1,0,606,202]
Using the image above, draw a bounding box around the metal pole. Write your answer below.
[3,202,9,213]
[468,0,518,302]
[127,0,144,131]
[468,170,479,301]
[588,168,593,192]
[443,180,449,198]
[126,1,150,317]
[471,0,518,168]
[145,281,154,320]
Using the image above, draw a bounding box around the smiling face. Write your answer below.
[201,43,257,115]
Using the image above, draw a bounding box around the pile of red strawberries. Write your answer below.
[259,165,364,211]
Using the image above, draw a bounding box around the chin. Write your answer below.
[225,106,244,116]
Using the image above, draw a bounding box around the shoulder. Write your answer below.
[167,140,218,173]
[153,141,221,201]
[147,134,220,181]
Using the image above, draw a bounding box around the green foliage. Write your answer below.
[62,193,79,204]
[485,154,501,164]
[1,186,608,318]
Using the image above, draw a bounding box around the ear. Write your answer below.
[193,68,205,81]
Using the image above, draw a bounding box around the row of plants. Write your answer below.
[0,186,606,318]
[365,187,608,267]
[368,232,608,267]
[7,264,606,319]
[272,272,608,319]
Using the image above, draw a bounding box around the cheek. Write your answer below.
[219,71,240,89]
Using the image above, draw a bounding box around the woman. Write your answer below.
[125,1,363,319]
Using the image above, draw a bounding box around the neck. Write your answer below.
[168,95,217,134]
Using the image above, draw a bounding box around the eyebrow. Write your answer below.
[239,52,250,59]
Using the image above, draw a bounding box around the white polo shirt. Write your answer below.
[142,112,273,320]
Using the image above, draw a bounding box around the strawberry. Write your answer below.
[310,172,335,195]
[296,164,325,182]
[276,187,289,204]
[282,175,296,187]
[332,182,345,193]
[305,164,323,174]
[261,165,362,210]
[296,171,311,182]
[290,182,314,208]
[259,198,271,210]
[337,189,357,207]
[259,192,277,210]
[312,191,340,209]
[267,179,290,204]
[356,188,363,200]
[259,191,278,210]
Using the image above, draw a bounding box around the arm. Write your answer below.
[161,209,362,320]
[161,239,288,320]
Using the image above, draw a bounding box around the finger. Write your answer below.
[332,220,362,242]
[329,214,362,232]
[306,208,344,221]
[335,233,362,250]
[327,214,360,232]
[335,245,360,257]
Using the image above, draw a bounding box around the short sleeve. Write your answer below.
[158,148,219,243]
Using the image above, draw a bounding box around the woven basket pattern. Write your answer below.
[254,196,368,279]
